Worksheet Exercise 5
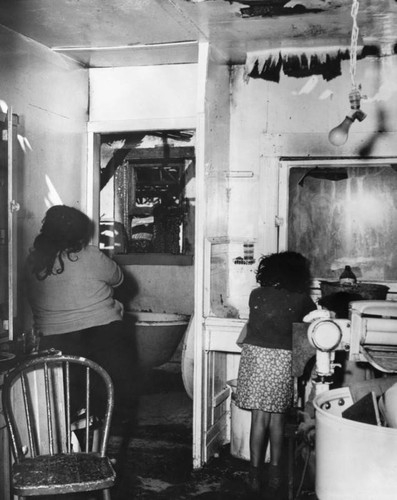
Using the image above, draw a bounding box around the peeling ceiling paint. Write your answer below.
[225,0,324,17]
[0,0,396,67]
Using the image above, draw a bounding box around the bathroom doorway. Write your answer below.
[93,127,196,358]
[87,125,197,476]
[92,127,195,409]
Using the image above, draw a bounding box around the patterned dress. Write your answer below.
[236,344,293,413]
[235,285,315,413]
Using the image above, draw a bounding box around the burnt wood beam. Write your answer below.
[100,148,130,191]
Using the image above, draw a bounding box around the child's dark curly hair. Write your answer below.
[27,205,93,280]
[256,251,312,293]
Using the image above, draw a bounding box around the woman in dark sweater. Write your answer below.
[236,251,316,494]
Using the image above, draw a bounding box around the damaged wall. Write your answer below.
[204,55,231,238]
[209,54,397,316]
[228,54,397,246]
[89,64,198,315]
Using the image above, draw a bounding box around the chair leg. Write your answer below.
[102,488,111,500]
[288,433,295,500]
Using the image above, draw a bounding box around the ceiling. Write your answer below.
[0,0,396,67]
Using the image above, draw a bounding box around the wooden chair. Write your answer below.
[2,352,116,499]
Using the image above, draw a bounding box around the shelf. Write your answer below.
[114,253,193,266]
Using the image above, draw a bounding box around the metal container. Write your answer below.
[320,281,389,300]
[314,387,397,500]
[125,312,190,368]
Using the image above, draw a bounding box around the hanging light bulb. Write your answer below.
[328,116,354,146]
[329,88,367,146]
[328,0,366,146]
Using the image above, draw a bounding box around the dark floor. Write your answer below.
[106,363,317,500]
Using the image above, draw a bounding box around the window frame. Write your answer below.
[278,157,397,295]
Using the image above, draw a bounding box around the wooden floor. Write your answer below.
[105,365,317,500]
[4,361,318,500]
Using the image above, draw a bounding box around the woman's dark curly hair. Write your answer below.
[27,205,93,280]
[256,251,312,293]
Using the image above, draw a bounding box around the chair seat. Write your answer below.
[13,452,116,496]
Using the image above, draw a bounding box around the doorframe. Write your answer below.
[7,108,19,341]
[192,41,209,469]
[85,115,204,464]
[86,43,210,470]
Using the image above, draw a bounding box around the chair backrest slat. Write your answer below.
[43,362,54,455]
[20,373,36,458]
[85,366,90,453]
[65,361,71,453]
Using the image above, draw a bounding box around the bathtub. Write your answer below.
[125,311,190,368]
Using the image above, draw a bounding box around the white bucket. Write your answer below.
[230,398,252,460]
[314,387,397,500]
[227,379,270,462]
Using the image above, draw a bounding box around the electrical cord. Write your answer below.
[294,446,312,500]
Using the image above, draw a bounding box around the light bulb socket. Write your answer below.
[349,89,362,110]
[352,109,366,122]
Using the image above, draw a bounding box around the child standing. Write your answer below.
[236,251,316,495]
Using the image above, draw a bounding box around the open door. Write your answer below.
[0,106,19,500]
[0,107,19,342]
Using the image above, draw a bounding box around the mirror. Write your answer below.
[287,164,397,281]
[99,130,195,257]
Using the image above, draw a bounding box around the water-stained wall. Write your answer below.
[229,55,397,249]
[209,54,397,317]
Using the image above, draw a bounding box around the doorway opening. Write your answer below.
[94,128,196,482]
